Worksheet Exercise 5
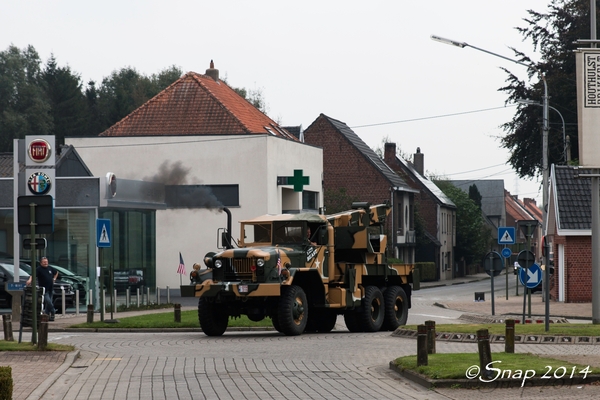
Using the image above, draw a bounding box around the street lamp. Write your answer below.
[432,34,551,330]
[517,99,566,164]
[431,35,549,235]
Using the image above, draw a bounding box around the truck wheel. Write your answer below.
[271,314,282,332]
[198,297,229,336]
[344,311,362,332]
[382,286,408,331]
[358,286,384,332]
[277,285,308,336]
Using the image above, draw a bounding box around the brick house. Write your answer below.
[383,145,456,280]
[546,165,593,302]
[303,114,418,262]
[504,190,543,260]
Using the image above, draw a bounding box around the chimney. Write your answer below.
[524,198,537,208]
[413,147,424,176]
[384,142,396,164]
[205,60,219,81]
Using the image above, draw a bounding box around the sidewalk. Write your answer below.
[419,272,593,320]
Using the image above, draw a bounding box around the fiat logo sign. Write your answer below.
[28,139,52,163]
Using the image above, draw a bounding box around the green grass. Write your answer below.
[0,341,74,352]
[393,352,600,380]
[404,323,600,336]
[71,310,274,329]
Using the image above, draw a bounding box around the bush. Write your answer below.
[0,366,12,400]
[415,262,436,282]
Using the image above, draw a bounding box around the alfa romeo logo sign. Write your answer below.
[27,172,52,195]
[28,138,52,163]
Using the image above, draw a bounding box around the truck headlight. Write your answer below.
[256,259,265,267]
[214,260,223,268]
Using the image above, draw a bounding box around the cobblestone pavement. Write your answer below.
[0,351,67,400]
[4,274,600,400]
[37,331,600,400]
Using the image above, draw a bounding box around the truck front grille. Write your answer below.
[224,258,253,281]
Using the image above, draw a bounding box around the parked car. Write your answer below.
[128,269,145,289]
[0,262,29,308]
[50,265,87,303]
[15,262,76,312]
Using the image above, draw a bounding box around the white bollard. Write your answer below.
[136,288,140,307]
[156,287,160,305]
[114,289,118,313]
[75,291,80,316]
[61,287,66,316]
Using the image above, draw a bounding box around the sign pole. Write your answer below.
[490,252,495,316]
[505,246,509,300]
[29,202,37,345]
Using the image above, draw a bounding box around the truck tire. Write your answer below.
[198,297,229,336]
[271,313,282,332]
[382,285,408,330]
[358,285,384,332]
[343,311,362,332]
[277,285,308,336]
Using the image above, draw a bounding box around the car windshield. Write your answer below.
[0,263,30,278]
[51,265,76,276]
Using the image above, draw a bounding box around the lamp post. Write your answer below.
[517,99,567,164]
[431,34,549,233]
[431,35,551,329]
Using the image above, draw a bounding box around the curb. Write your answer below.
[27,350,80,400]
[388,361,600,389]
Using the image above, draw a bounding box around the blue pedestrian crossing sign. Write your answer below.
[498,227,516,245]
[96,218,111,248]
[519,263,542,289]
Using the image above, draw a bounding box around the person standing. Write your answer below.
[26,257,58,321]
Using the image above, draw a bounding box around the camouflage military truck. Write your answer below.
[180,202,418,336]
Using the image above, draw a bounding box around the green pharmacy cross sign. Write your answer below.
[277,169,309,192]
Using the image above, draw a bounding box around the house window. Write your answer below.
[397,200,404,235]
[165,185,239,208]
[302,191,318,211]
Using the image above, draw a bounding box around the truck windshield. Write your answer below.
[273,222,304,244]
[242,223,272,245]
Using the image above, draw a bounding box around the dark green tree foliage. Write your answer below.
[95,66,183,133]
[435,180,489,265]
[501,0,593,177]
[0,45,52,152]
[468,184,483,209]
[42,55,89,146]
[324,187,359,214]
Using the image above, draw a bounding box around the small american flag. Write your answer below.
[177,252,186,275]
[277,249,282,276]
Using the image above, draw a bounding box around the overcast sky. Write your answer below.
[2,0,559,205]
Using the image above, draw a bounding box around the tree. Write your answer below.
[500,0,591,178]
[468,184,483,209]
[324,187,359,214]
[434,180,490,265]
[94,66,183,134]
[42,54,89,146]
[0,44,52,152]
[232,86,268,114]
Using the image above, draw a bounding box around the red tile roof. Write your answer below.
[99,68,296,140]
[505,189,538,221]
